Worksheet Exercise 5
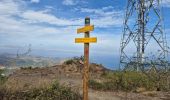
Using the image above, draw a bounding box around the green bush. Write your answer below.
[64,59,74,65]
[20,66,33,70]
[90,71,169,92]
[89,80,104,90]
[0,80,82,100]
[89,80,116,91]
[0,69,7,85]
[64,56,84,65]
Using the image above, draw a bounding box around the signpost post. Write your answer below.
[75,17,97,100]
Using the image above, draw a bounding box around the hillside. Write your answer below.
[0,53,63,68]
[0,57,169,100]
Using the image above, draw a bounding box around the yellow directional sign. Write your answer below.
[77,25,94,33]
[75,37,97,43]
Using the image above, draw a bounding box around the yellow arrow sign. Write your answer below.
[77,25,94,33]
[75,37,97,43]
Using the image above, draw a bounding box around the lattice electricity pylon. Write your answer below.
[120,0,169,72]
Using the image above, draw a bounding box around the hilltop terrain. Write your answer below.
[0,57,170,100]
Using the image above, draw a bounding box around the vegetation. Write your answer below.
[0,81,82,100]
[64,59,75,65]
[89,71,170,92]
[20,66,33,70]
[89,80,115,91]
[64,56,84,65]
[0,69,7,85]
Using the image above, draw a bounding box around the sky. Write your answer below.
[0,0,170,69]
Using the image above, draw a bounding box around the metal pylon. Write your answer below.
[120,0,168,72]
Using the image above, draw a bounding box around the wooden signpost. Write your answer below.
[75,17,97,100]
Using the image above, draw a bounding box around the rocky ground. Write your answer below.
[3,58,170,100]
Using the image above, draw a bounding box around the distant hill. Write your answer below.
[0,53,63,68]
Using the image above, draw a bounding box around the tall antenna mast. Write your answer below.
[120,0,168,72]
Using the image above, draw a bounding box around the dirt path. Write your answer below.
[88,90,121,100]
[58,76,121,100]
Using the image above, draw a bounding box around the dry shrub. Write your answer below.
[0,80,82,100]
[90,71,170,92]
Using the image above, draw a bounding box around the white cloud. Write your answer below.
[80,6,121,17]
[21,10,83,26]
[90,33,121,55]
[161,0,170,7]
[79,7,123,28]
[21,7,123,28]
[30,0,40,3]
[0,0,81,40]
[0,15,77,38]
[0,0,123,58]
[62,0,77,5]
[0,0,75,38]
[0,0,21,16]
[92,16,123,28]
[62,0,87,6]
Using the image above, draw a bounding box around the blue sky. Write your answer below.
[0,0,170,69]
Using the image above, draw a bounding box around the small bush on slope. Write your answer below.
[90,71,169,92]
[0,69,7,85]
[0,80,82,100]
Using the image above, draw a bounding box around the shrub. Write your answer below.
[20,66,33,70]
[90,71,169,92]
[0,80,82,100]
[64,59,74,65]
[89,80,116,91]
[89,80,104,90]
[64,56,84,65]
[0,69,7,85]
